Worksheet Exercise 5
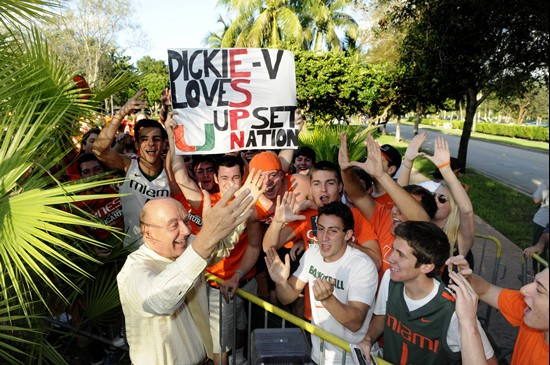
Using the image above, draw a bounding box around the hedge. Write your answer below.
[409,118,549,142]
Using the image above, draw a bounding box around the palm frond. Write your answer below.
[0,0,58,30]
[298,124,375,162]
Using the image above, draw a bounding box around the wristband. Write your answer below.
[402,160,412,169]
[235,269,245,280]
[437,161,451,169]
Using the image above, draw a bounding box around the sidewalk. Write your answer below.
[410,169,523,363]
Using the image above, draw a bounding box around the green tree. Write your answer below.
[388,0,548,167]
[295,51,399,123]
[41,0,143,89]
[219,0,303,48]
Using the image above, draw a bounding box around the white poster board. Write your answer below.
[168,48,297,154]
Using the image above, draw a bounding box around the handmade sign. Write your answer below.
[168,48,297,154]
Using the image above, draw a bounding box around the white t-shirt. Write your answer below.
[119,157,170,248]
[374,270,494,359]
[294,245,378,364]
[533,179,549,227]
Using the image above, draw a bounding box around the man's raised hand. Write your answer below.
[265,247,290,285]
[120,88,148,117]
[274,192,306,224]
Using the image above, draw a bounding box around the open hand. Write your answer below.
[274,192,306,224]
[265,247,290,285]
[120,88,148,117]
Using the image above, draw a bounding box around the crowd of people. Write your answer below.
[66,89,548,365]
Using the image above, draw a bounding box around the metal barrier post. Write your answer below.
[474,234,505,328]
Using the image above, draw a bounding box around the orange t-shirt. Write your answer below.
[498,289,549,365]
[373,192,395,210]
[368,203,394,274]
[207,231,256,286]
[172,192,205,235]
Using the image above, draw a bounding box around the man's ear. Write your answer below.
[387,165,397,177]
[344,229,354,242]
[214,174,219,185]
[419,262,435,276]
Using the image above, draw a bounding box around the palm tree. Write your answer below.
[203,15,232,48]
[0,2,136,363]
[301,0,358,52]
[220,0,303,48]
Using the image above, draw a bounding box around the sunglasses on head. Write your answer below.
[433,193,448,204]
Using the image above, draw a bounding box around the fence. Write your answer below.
[521,253,549,286]
[206,273,390,365]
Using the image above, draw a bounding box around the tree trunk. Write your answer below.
[414,101,423,136]
[396,117,401,142]
[517,100,530,125]
[458,88,478,169]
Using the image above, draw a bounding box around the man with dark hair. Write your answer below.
[192,155,218,193]
[75,153,123,256]
[81,128,101,154]
[293,146,316,175]
[93,89,170,249]
[357,221,496,365]
[266,201,378,364]
[372,143,402,208]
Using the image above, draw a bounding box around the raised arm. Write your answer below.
[278,108,304,173]
[423,137,475,253]
[265,247,306,304]
[262,192,305,252]
[446,255,502,309]
[397,131,427,187]
[93,89,147,172]
[339,133,376,219]
[158,88,171,125]
[448,272,488,365]
[352,135,430,222]
[165,113,202,210]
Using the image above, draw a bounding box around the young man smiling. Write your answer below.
[357,221,496,365]
[93,89,170,249]
[266,202,378,364]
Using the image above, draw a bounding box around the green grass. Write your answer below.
[374,134,536,248]
[400,120,549,151]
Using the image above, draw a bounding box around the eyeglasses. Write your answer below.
[433,193,448,204]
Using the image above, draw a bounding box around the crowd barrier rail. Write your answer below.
[206,273,391,365]
[474,233,505,328]
[521,252,549,286]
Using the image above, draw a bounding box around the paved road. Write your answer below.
[385,123,549,195]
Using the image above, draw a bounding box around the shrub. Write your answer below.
[408,117,548,142]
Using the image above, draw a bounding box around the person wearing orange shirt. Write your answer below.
[263,161,380,321]
[339,133,437,275]
[448,256,549,365]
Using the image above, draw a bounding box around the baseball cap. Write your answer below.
[249,151,282,172]
[380,144,402,170]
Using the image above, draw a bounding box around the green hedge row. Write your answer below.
[412,118,549,142]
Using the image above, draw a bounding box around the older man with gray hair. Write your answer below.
[117,183,258,365]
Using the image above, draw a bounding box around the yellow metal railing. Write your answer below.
[206,273,391,364]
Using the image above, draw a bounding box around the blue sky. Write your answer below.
[125,0,224,63]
